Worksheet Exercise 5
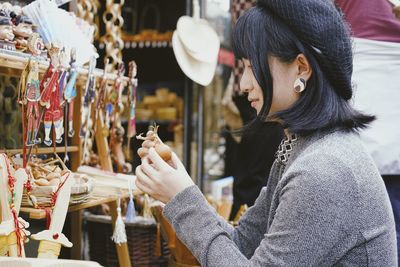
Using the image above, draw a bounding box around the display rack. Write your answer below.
[0,48,132,266]
[0,48,128,172]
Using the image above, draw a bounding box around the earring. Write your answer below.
[294,78,306,93]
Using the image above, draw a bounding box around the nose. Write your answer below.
[239,72,252,94]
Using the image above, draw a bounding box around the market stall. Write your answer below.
[0,0,237,266]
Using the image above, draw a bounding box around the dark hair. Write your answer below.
[232,6,374,135]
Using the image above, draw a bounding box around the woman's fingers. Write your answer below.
[148,147,171,170]
[141,157,158,177]
[138,147,149,158]
[135,178,153,195]
[171,152,185,170]
[135,165,155,193]
[142,140,156,149]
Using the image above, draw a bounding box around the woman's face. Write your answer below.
[240,59,264,114]
[240,56,308,116]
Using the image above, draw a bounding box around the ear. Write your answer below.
[295,54,312,80]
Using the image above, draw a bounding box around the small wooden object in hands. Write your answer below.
[136,124,172,162]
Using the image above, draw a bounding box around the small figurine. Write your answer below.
[125,60,138,160]
[27,32,45,56]
[80,57,97,164]
[0,15,15,50]
[40,43,63,146]
[25,60,41,146]
[13,15,34,51]
[108,62,125,129]
[64,48,78,137]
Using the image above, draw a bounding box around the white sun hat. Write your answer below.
[172,0,220,86]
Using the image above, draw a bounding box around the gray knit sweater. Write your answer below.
[163,131,397,266]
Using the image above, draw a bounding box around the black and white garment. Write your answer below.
[275,134,298,164]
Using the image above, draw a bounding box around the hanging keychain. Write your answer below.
[125,60,138,160]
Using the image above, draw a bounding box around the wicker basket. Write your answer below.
[85,214,170,267]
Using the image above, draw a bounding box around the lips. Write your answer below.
[249,98,259,108]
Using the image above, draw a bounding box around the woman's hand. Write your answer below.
[135,147,195,203]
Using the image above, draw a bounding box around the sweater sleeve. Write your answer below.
[164,157,360,267]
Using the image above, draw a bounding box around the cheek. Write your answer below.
[269,80,301,114]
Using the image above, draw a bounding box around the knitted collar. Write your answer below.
[275,133,298,164]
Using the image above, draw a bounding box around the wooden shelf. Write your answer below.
[20,186,132,220]
[0,48,129,83]
[0,146,79,155]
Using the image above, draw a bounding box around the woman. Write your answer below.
[135,0,397,265]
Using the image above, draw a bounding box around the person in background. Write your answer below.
[135,0,397,265]
[335,0,400,261]
[227,93,283,220]
[225,0,283,221]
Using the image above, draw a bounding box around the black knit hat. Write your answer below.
[257,0,353,100]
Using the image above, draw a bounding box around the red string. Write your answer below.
[21,103,26,167]
[45,208,51,229]
[44,171,71,228]
[11,208,23,256]
[51,172,71,207]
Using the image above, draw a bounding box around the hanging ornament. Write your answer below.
[111,198,127,245]
[64,48,78,138]
[125,60,138,160]
[80,57,97,164]
[40,43,63,146]
[125,178,136,223]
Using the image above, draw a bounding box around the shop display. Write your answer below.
[0,0,196,266]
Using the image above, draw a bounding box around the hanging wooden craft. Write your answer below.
[94,58,110,137]
[64,48,78,138]
[100,0,125,72]
[125,60,138,160]
[12,15,34,52]
[0,14,16,51]
[25,60,42,146]
[108,62,131,173]
[40,44,63,147]
[76,0,100,41]
[0,154,30,257]
[80,57,97,165]
[31,170,74,259]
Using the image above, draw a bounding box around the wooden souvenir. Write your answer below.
[100,0,124,72]
[125,60,137,160]
[80,57,97,165]
[109,62,131,173]
[31,172,74,259]
[0,15,15,51]
[12,15,33,51]
[27,32,45,57]
[64,48,78,138]
[23,60,41,146]
[40,43,63,146]
[0,154,29,257]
